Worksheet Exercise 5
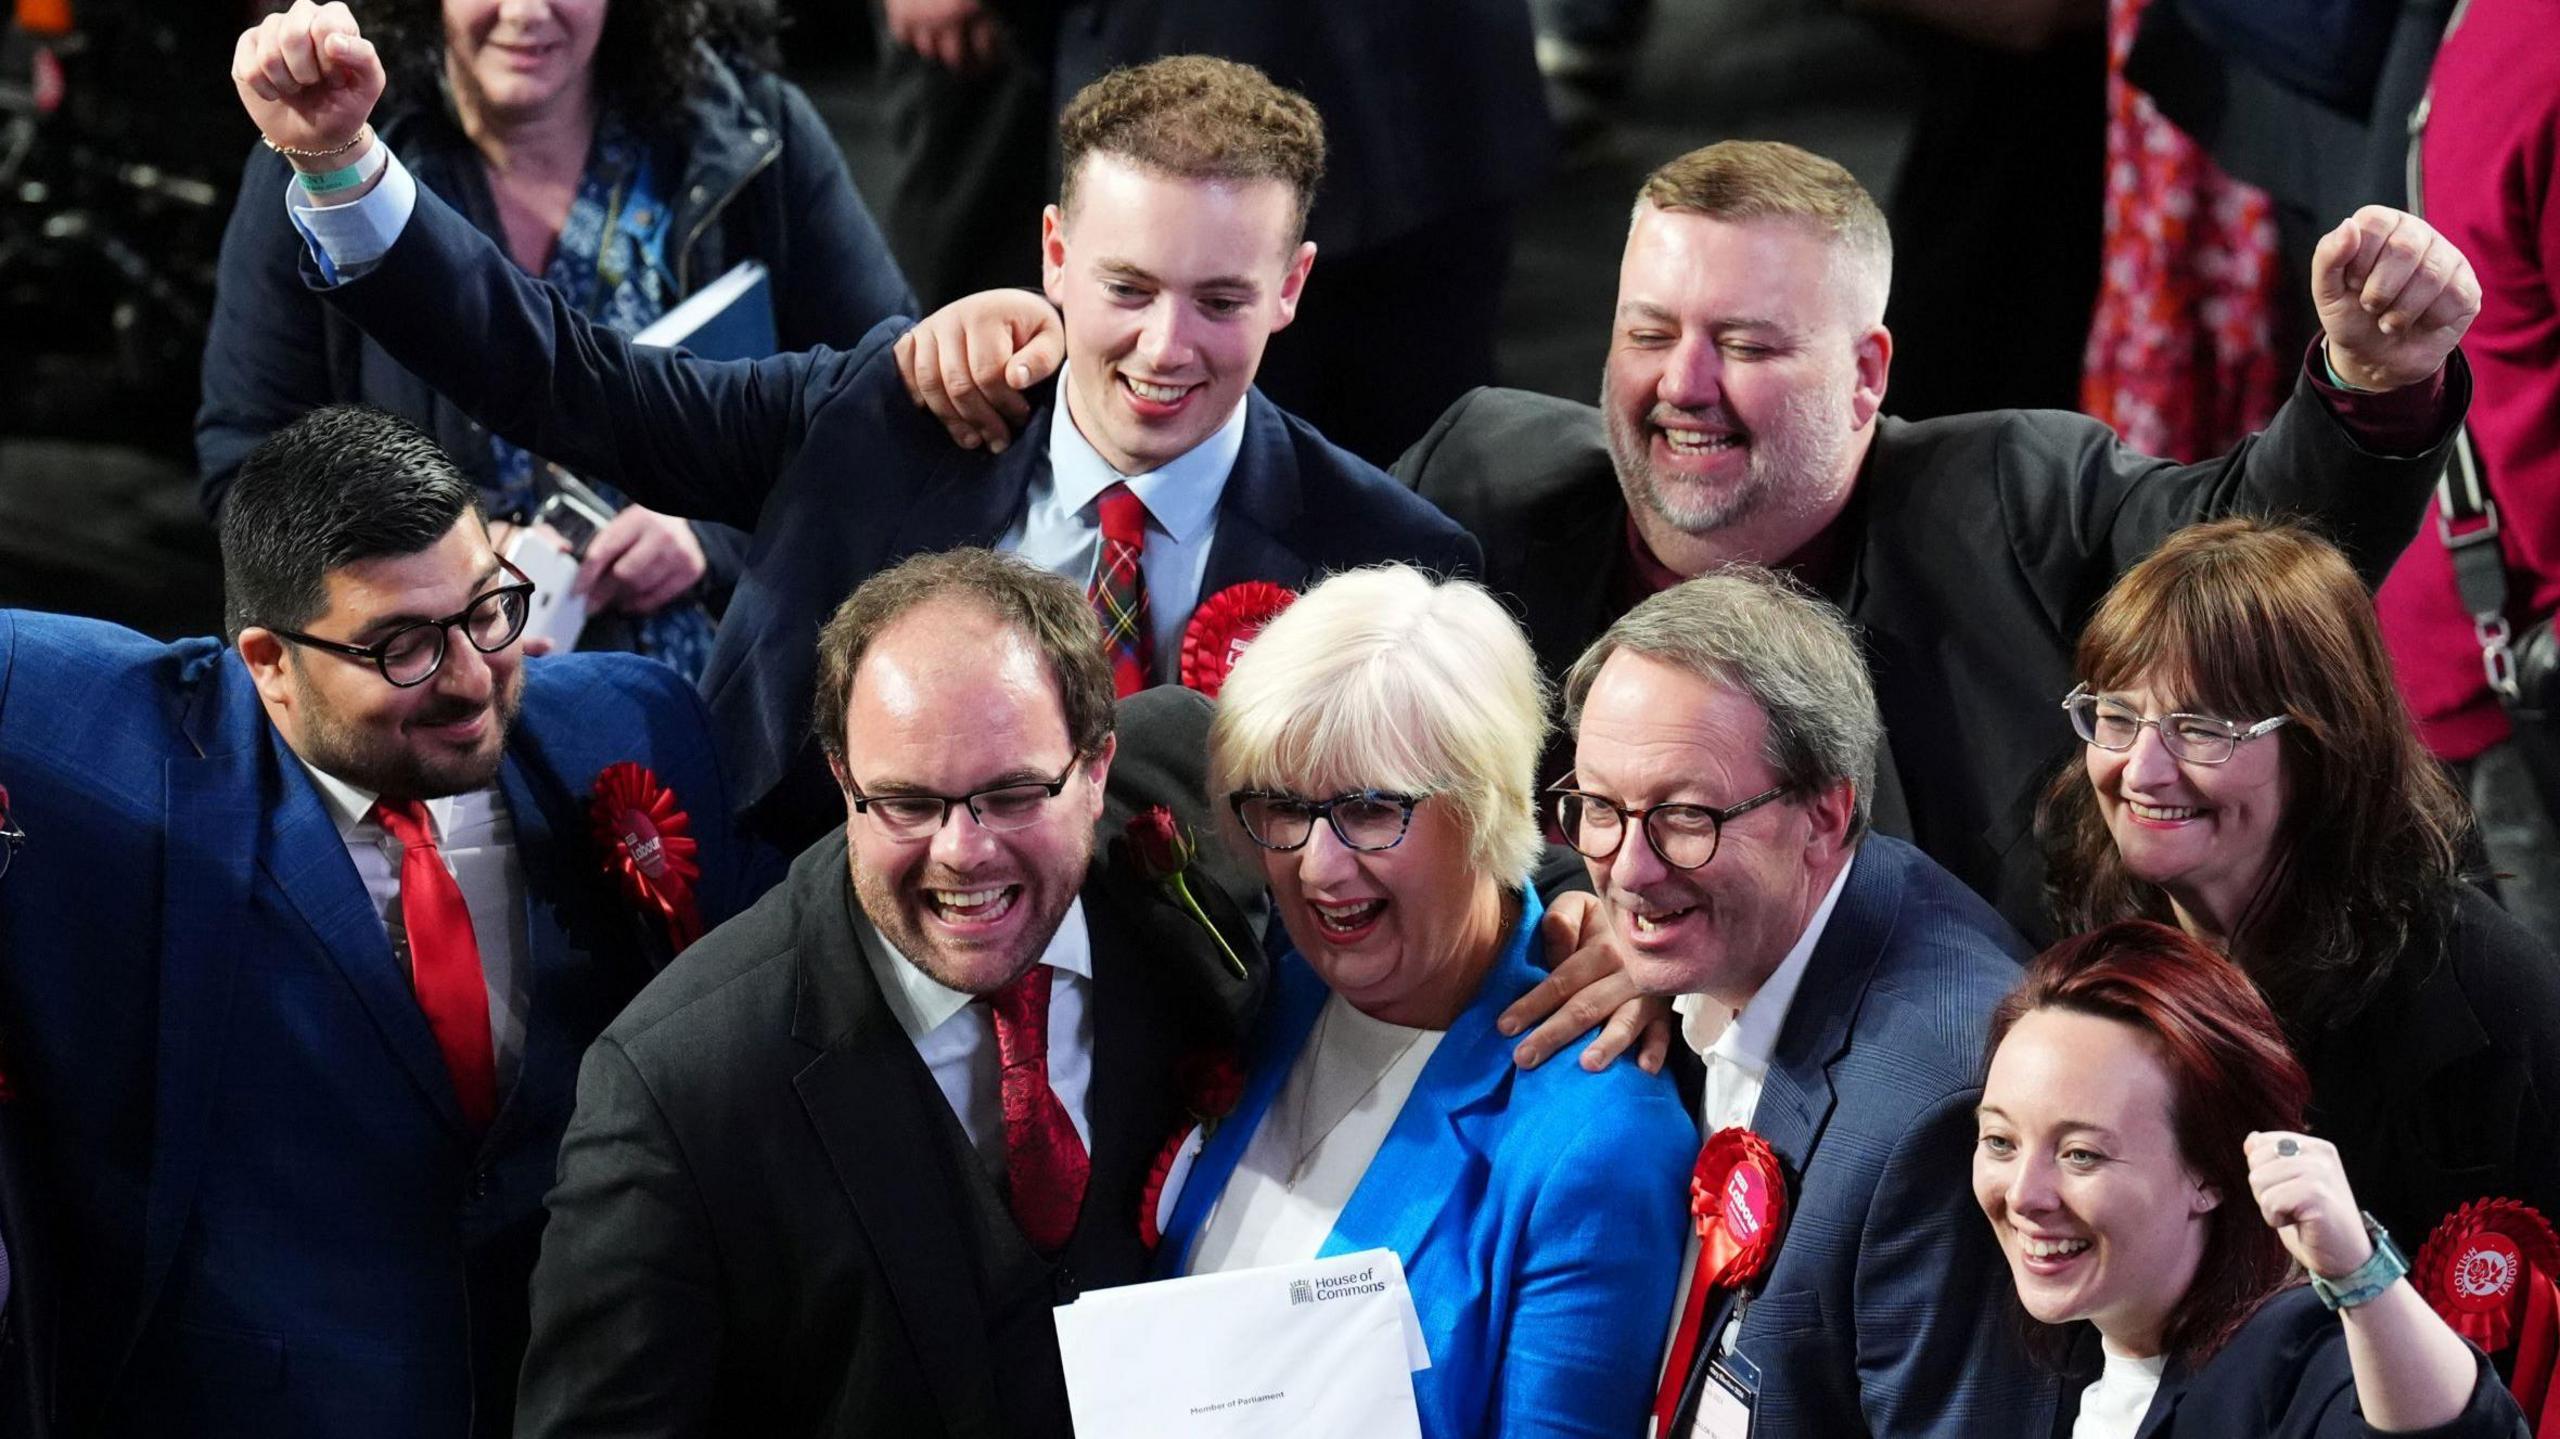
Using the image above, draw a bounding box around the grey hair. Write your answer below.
[1560,566,1880,839]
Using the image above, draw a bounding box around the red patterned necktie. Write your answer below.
[375,799,498,1130]
[986,964,1090,1253]
[1089,482,1154,698]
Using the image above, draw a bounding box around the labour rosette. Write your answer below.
[1138,1047,1247,1250]
[1178,582,1296,698]
[2416,1198,2560,1353]
[588,762,703,952]
[1691,1126,1788,1290]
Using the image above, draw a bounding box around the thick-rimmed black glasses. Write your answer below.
[0,782,22,881]
[1548,781,1791,871]
[1229,790,1425,853]
[267,558,537,688]
[846,756,1084,840]
[2061,684,2291,766]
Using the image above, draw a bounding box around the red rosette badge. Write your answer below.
[1178,582,1297,698]
[588,762,704,952]
[2415,1198,2560,1353]
[1691,1126,1789,1289]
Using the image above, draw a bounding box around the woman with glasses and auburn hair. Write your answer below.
[200,0,915,680]
[2041,516,2560,1251]
[1976,920,2526,1437]
[1153,564,1694,1438]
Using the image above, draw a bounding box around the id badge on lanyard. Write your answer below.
[1690,1348,1759,1439]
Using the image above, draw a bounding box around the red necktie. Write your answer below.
[1089,482,1154,698]
[986,964,1090,1253]
[375,799,498,1130]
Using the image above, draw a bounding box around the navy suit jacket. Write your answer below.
[0,610,749,1438]
[1664,836,2055,1437]
[315,188,1483,847]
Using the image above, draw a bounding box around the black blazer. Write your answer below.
[316,190,1483,851]
[2304,885,2560,1250]
[515,832,1242,1439]
[2054,1287,2527,1437]
[1395,373,2460,938]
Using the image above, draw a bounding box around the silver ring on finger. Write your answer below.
[2276,1137,2299,1158]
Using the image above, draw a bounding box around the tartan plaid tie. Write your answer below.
[1089,482,1153,697]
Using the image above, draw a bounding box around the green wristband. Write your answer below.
[296,159,371,195]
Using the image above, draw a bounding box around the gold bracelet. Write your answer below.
[262,124,371,162]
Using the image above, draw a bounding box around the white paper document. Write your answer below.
[1053,1247,1430,1438]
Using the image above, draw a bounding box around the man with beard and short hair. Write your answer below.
[511,547,1263,1439]
[0,404,750,1439]
[889,137,2483,940]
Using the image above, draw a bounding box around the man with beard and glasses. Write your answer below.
[511,547,1263,1439]
[0,405,750,1439]
[903,139,2485,943]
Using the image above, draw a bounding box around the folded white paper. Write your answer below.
[1054,1248,1430,1438]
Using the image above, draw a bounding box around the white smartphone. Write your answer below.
[504,527,588,654]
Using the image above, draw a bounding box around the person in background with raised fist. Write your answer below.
[205,0,914,682]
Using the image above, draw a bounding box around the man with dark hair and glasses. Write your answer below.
[1556,567,2053,1438]
[512,546,1265,1438]
[0,404,751,1438]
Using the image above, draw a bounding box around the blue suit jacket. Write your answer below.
[0,610,749,1439]
[1159,890,1695,1439]
[1664,836,2055,1436]
[315,188,1485,847]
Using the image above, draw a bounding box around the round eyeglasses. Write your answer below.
[2061,684,2291,766]
[1547,781,1791,871]
[845,756,1084,840]
[267,559,536,688]
[1229,790,1425,853]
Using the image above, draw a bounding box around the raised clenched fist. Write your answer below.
[232,0,385,166]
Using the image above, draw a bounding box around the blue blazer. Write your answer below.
[0,610,751,1439]
[1661,836,2056,1437]
[1159,889,1695,1439]
[315,188,1485,847]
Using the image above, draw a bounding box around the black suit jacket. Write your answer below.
[2304,884,2560,1250]
[1396,373,2460,937]
[2049,1287,2526,1437]
[317,190,1482,851]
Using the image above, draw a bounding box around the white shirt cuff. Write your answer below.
[285,144,418,285]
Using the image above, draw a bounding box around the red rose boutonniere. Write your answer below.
[1138,1047,1247,1250]
[588,762,703,952]
[1179,582,1296,698]
[1123,805,1246,979]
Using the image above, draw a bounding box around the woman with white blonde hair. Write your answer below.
[1152,564,1695,1439]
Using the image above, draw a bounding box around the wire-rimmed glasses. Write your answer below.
[844,756,1085,840]
[2061,684,2291,765]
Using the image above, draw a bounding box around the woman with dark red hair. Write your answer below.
[1974,920,2526,1437]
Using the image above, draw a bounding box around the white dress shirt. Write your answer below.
[854,900,1096,1174]
[297,758,532,1088]
[1186,992,1444,1274]
[1004,364,1245,683]
[284,143,419,283]
[1658,849,1858,1378]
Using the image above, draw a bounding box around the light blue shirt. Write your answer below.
[1002,364,1243,683]
[283,143,419,284]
